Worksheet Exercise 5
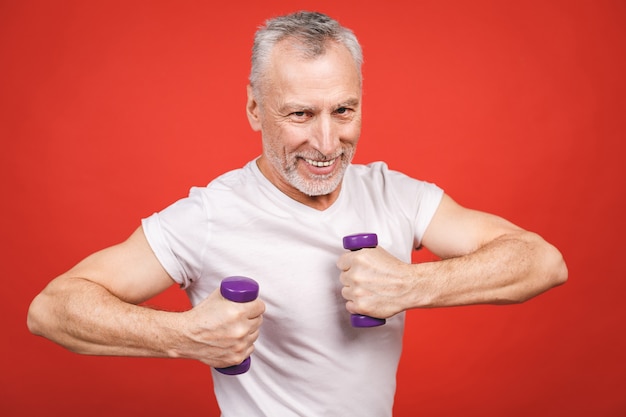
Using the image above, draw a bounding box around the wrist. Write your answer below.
[404,261,440,309]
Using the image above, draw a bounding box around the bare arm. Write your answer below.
[27,227,265,368]
[337,194,568,318]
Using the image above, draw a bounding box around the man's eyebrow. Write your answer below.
[337,98,360,108]
[279,98,360,113]
[279,102,316,113]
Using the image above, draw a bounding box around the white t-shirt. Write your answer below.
[142,159,443,417]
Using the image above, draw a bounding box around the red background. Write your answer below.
[2,1,625,416]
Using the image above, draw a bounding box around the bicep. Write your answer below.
[421,194,524,259]
[62,226,175,304]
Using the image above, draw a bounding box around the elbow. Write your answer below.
[546,240,568,288]
[27,291,80,353]
[517,237,568,303]
[527,242,568,301]
[27,295,45,336]
[528,232,569,290]
[27,276,71,339]
[27,282,61,338]
[553,253,568,287]
[27,293,52,337]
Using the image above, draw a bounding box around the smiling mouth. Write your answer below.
[303,157,337,167]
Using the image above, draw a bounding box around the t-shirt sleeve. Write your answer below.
[411,179,444,247]
[141,187,209,289]
[378,164,444,247]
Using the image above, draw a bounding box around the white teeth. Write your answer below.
[304,158,336,167]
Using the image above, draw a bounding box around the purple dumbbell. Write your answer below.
[215,276,259,375]
[342,233,387,328]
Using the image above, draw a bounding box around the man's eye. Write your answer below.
[335,107,351,115]
[293,111,306,117]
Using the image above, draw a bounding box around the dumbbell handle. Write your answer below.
[214,276,259,375]
[342,233,387,328]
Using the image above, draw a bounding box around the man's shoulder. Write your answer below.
[347,161,391,176]
[346,161,441,194]
[347,161,411,182]
[198,160,257,192]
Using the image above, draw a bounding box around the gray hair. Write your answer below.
[249,11,363,101]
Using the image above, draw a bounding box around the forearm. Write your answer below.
[27,276,182,359]
[409,231,568,308]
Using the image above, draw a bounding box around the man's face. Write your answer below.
[247,40,362,208]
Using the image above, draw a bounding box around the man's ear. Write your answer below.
[246,85,262,132]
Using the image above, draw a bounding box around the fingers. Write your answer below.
[336,251,358,272]
[180,288,266,368]
[341,285,373,316]
[213,327,261,368]
[337,247,403,319]
[246,299,266,319]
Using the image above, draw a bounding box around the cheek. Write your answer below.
[342,123,362,145]
[267,125,309,150]
[261,131,290,160]
[260,121,282,147]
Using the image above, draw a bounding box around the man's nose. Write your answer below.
[310,115,339,156]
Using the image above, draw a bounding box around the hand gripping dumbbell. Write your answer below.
[342,233,386,328]
[214,276,260,375]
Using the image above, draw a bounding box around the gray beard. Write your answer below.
[286,165,346,196]
[268,148,355,197]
